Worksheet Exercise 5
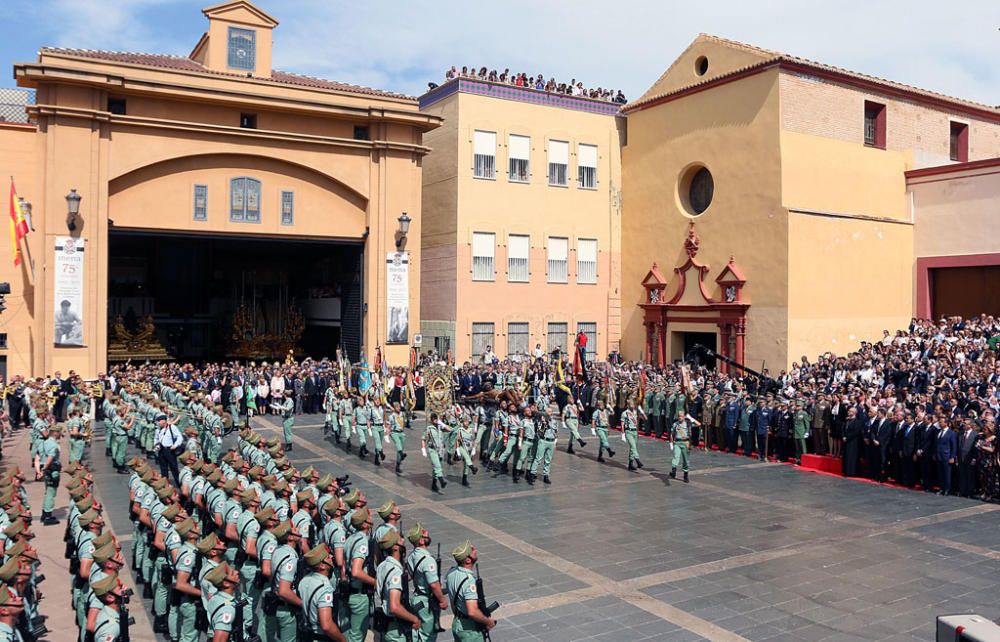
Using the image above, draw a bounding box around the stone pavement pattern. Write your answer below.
[84,414,1000,642]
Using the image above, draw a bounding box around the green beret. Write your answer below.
[342,489,360,506]
[270,519,292,540]
[78,509,99,528]
[93,542,117,564]
[405,522,427,545]
[195,533,219,554]
[92,573,119,597]
[316,474,334,489]
[0,558,19,582]
[204,563,231,588]
[349,507,370,528]
[304,544,331,568]
[175,517,197,537]
[452,540,473,563]
[376,500,396,520]
[377,528,402,551]
[254,507,275,524]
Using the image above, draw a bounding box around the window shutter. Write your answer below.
[472,232,495,258]
[509,135,530,160]
[548,140,569,164]
[473,130,496,155]
[578,144,597,168]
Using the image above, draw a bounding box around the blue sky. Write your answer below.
[2,0,998,106]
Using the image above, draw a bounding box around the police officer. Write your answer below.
[444,541,495,642]
[297,543,346,642]
[404,523,448,642]
[375,529,420,640]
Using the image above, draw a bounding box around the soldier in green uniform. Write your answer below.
[793,401,811,465]
[279,391,295,451]
[702,392,717,451]
[455,415,479,487]
[90,573,123,642]
[369,398,387,467]
[671,413,698,483]
[422,414,448,493]
[404,523,447,642]
[39,423,62,525]
[389,401,408,474]
[297,543,347,642]
[343,507,376,642]
[67,408,87,464]
[0,581,25,642]
[739,397,754,457]
[108,403,132,474]
[204,562,240,642]
[323,383,339,438]
[593,400,615,462]
[529,407,557,484]
[376,529,420,640]
[266,519,303,642]
[171,517,202,642]
[444,541,496,642]
[353,396,370,460]
[514,406,537,484]
[622,399,645,471]
[561,399,586,454]
[339,393,354,452]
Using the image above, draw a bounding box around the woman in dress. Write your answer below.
[256,377,270,415]
[976,424,997,502]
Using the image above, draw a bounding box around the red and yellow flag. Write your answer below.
[8,179,29,266]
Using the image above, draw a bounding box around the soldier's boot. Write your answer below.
[526,472,535,485]
[512,470,519,484]
[42,512,58,526]
[380,451,387,461]
[462,474,470,487]
[344,440,352,453]
[373,454,381,467]
[105,447,111,457]
[607,448,616,458]
[567,444,575,454]
[446,454,453,465]
[578,439,587,448]
[543,475,551,485]
[470,465,478,475]
[669,467,677,479]
[400,452,407,461]
[499,462,509,475]
[628,460,637,471]
[635,459,644,469]
[683,471,690,483]
[395,458,402,475]
[431,477,439,492]
[597,447,605,463]
[286,443,293,452]
[334,432,341,444]
[142,582,153,599]
[438,476,448,489]
[359,445,368,459]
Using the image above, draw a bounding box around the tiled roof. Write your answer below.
[38,47,414,101]
[626,34,999,118]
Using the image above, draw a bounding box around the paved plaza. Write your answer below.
[81,415,1000,642]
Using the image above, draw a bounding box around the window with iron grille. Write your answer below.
[507,322,529,358]
[472,232,495,281]
[576,238,597,284]
[547,322,568,355]
[473,130,496,179]
[508,134,530,182]
[950,122,968,162]
[578,143,597,189]
[507,234,529,282]
[548,140,568,186]
[230,177,262,223]
[577,322,597,361]
[227,27,256,72]
[547,237,568,283]
[471,323,495,361]
[193,184,208,221]
[280,191,294,225]
[863,101,885,148]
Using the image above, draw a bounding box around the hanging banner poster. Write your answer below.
[53,236,85,346]
[386,252,409,344]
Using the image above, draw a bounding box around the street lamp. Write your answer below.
[395,211,412,249]
[65,189,82,232]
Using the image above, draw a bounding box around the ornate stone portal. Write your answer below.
[639,221,749,370]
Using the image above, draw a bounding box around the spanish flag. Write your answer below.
[8,178,29,266]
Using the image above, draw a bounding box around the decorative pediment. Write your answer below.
[202,0,279,27]
[667,221,714,304]
[642,263,668,304]
[715,255,746,285]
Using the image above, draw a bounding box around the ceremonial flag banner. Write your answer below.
[8,179,29,266]
[386,252,409,344]
[53,236,85,346]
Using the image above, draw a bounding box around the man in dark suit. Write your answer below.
[935,421,958,495]
[898,412,920,487]
[917,413,937,491]
[842,407,864,477]
[303,370,318,414]
[957,419,981,497]
[866,408,889,481]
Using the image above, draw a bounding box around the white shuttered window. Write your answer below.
[508,134,530,182]
[507,234,530,282]
[472,232,495,281]
[473,130,496,179]
[577,238,597,284]
[548,140,569,186]
[578,144,597,189]
[547,237,568,283]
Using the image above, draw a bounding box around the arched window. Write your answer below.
[230,177,261,223]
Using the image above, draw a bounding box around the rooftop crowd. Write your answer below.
[443,66,627,103]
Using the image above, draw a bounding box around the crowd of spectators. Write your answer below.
[443,66,627,103]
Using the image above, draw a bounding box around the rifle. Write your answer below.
[118,587,136,642]
[474,562,499,641]
[433,544,445,632]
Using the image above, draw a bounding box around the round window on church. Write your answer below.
[695,56,709,76]
[678,164,714,216]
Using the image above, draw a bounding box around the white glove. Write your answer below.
[384,434,390,444]
[470,448,476,457]
[621,432,626,442]
[421,446,427,457]
[590,426,596,436]
[670,442,675,451]
[553,439,558,447]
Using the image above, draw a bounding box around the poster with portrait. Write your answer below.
[53,236,85,346]
[386,252,409,344]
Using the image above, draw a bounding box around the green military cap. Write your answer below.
[49,423,63,436]
[270,519,292,539]
[126,456,144,469]
[4,506,25,522]
[221,452,236,464]
[0,490,13,507]
[0,558,19,582]
[254,507,275,524]
[378,528,402,551]
[405,522,427,545]
[175,517,197,537]
[316,473,334,489]
[247,465,264,478]
[68,486,87,501]
[139,469,155,483]
[273,457,289,469]
[65,477,82,490]
[295,490,313,505]
[204,562,231,588]
[93,530,114,549]
[4,542,24,560]
[74,495,95,512]
[3,520,26,539]
[304,543,331,568]
[161,503,181,520]
[195,533,220,554]
[259,475,276,490]
[342,489,360,506]
[205,469,222,484]
[0,584,12,606]
[151,477,169,491]
[188,460,204,474]
[78,509,100,528]
[452,540,474,563]
[322,499,341,517]
[274,480,291,495]
[376,500,397,520]
[220,478,239,493]
[301,465,317,478]
[93,542,117,564]
[349,507,370,528]
[239,489,258,506]
[64,462,82,475]
[265,438,279,448]
[179,451,195,464]
[92,573,119,597]
[246,433,261,446]
[283,468,298,481]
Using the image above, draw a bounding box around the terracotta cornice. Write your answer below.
[904,157,1000,180]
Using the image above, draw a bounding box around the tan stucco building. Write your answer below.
[621,35,1000,370]
[418,78,624,363]
[0,1,438,378]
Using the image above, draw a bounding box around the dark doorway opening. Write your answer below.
[931,266,1000,319]
[108,230,363,363]
[680,331,717,369]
